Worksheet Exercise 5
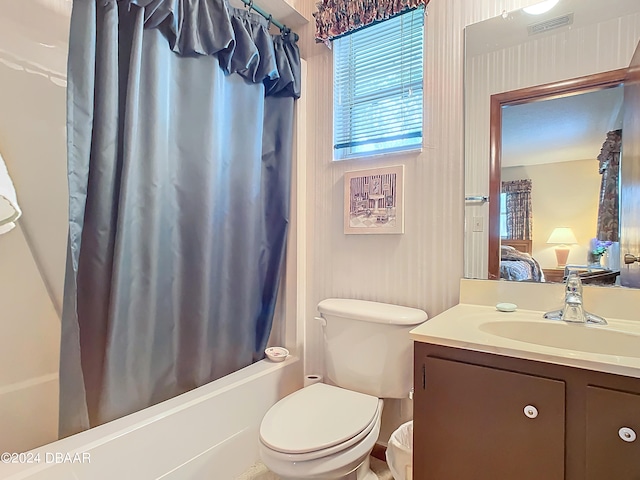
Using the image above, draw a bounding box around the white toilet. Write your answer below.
[259,298,428,480]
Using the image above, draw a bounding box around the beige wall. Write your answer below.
[0,226,60,452]
[502,159,601,269]
[0,1,69,451]
[0,63,68,313]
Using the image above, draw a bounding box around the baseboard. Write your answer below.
[371,442,387,462]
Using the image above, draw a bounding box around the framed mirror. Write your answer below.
[464,0,640,286]
[487,71,625,282]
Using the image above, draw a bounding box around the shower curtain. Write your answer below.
[60,0,301,437]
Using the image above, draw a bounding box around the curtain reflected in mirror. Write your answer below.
[502,179,532,241]
[596,129,622,242]
[500,179,542,282]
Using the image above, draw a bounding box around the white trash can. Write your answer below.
[385,420,413,480]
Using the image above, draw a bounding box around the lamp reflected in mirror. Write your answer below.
[547,227,578,267]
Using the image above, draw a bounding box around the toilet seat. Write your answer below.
[260,401,382,463]
[259,403,383,480]
[260,383,380,459]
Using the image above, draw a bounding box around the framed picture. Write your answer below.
[344,165,404,234]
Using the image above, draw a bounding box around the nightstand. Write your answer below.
[542,268,565,283]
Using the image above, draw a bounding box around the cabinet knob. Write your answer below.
[523,405,538,419]
[618,427,637,443]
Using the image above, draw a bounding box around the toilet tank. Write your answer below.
[317,299,428,399]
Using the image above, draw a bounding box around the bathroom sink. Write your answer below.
[480,320,640,358]
[410,304,640,378]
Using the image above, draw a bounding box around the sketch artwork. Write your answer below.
[344,165,404,234]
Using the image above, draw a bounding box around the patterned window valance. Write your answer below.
[313,0,430,44]
[502,179,532,194]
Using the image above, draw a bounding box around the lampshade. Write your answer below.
[547,227,577,268]
[547,227,578,245]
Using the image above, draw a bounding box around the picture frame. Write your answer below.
[344,165,405,234]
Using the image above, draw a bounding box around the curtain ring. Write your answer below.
[267,14,273,28]
[246,0,253,10]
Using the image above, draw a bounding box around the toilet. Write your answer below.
[259,298,428,480]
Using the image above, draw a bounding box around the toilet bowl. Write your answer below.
[259,383,383,480]
[259,299,428,480]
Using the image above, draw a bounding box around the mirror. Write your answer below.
[464,0,640,286]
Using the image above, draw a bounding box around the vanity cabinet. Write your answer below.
[585,386,640,479]
[419,357,565,479]
[414,342,640,480]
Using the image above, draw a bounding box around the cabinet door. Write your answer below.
[415,357,565,480]
[586,386,640,479]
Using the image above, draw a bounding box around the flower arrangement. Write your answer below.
[591,239,613,257]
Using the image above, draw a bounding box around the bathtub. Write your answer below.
[0,356,302,480]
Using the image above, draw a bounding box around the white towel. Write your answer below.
[0,152,21,234]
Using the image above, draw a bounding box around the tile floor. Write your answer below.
[236,456,393,480]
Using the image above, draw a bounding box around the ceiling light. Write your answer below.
[523,0,560,15]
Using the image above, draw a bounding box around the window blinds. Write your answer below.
[333,7,424,159]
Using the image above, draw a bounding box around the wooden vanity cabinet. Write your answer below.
[585,386,640,479]
[418,357,565,480]
[414,342,640,480]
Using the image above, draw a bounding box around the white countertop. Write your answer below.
[410,303,640,379]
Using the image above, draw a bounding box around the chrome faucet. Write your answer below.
[561,274,587,323]
[543,273,607,325]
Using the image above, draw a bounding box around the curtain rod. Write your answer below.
[239,0,298,40]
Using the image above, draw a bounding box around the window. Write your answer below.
[500,192,508,238]
[333,7,425,160]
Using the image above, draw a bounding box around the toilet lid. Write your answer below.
[260,383,379,454]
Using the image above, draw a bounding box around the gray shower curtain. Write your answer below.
[60,0,301,437]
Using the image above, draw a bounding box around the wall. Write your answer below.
[294,0,546,442]
[464,7,640,278]
[0,226,60,453]
[0,0,69,452]
[502,159,601,269]
[0,0,69,313]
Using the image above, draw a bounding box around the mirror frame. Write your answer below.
[487,68,628,280]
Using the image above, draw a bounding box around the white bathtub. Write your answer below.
[0,357,302,480]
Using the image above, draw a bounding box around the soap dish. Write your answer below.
[496,302,517,312]
[265,347,289,362]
